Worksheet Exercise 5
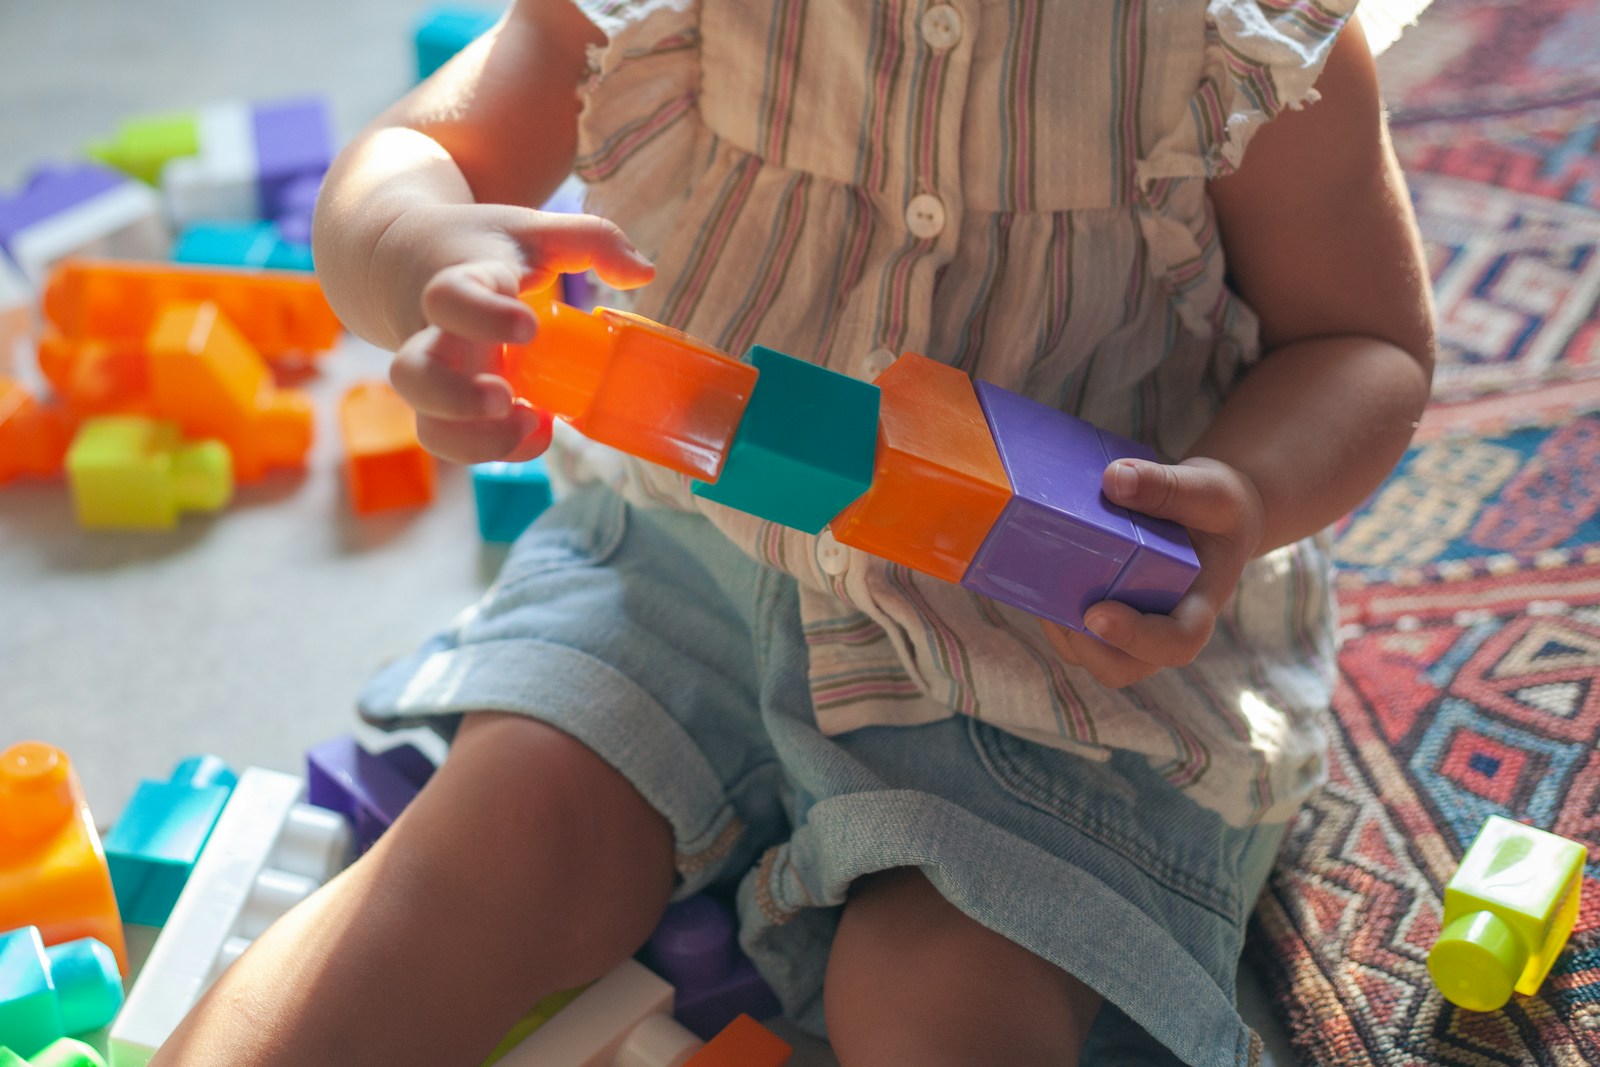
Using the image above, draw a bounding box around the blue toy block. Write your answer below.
[0,929,122,1059]
[692,345,879,534]
[471,458,553,543]
[305,736,435,855]
[643,895,781,1041]
[172,222,312,272]
[103,756,238,927]
[414,7,500,81]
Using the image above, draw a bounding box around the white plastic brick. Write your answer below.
[497,959,703,1067]
[162,101,259,225]
[9,181,170,284]
[109,768,351,1067]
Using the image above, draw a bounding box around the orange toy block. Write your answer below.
[503,292,757,482]
[683,1015,791,1067]
[829,352,1012,582]
[43,259,340,362]
[0,742,128,976]
[36,333,152,417]
[146,301,313,483]
[339,381,435,513]
[0,377,74,483]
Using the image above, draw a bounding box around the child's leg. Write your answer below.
[150,711,677,1067]
[823,867,1103,1067]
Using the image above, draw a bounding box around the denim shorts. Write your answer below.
[358,486,1289,1067]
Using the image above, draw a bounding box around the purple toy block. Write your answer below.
[304,736,430,854]
[251,99,334,224]
[962,381,1197,631]
[0,164,125,261]
[1096,430,1200,614]
[644,895,781,1041]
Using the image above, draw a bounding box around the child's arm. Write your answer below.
[311,0,654,462]
[1046,16,1436,687]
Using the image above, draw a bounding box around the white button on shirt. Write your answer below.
[920,4,964,51]
[905,194,946,239]
[816,531,850,576]
[861,347,896,379]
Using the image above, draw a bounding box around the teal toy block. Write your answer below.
[172,222,313,272]
[103,756,238,927]
[471,458,553,543]
[0,930,121,1059]
[692,345,879,534]
[414,7,500,81]
[0,1038,105,1067]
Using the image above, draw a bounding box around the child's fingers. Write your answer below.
[415,404,551,466]
[391,327,512,420]
[1101,457,1261,544]
[509,212,656,293]
[421,263,538,345]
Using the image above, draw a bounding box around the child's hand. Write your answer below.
[383,206,655,463]
[1041,457,1265,688]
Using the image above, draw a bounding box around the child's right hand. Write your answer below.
[383,205,655,464]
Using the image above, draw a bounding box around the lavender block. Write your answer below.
[305,735,430,854]
[643,895,781,1040]
[252,99,334,224]
[963,381,1196,630]
[0,164,125,261]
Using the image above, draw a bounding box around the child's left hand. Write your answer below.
[1041,457,1265,688]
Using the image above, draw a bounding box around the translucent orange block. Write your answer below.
[683,1015,791,1067]
[829,353,1012,583]
[146,301,313,482]
[43,258,340,362]
[0,742,128,976]
[36,333,152,417]
[0,377,74,484]
[502,292,757,482]
[339,381,435,514]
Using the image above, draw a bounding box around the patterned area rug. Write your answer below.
[1245,2,1600,1063]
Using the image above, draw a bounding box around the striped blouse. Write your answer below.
[553,0,1358,826]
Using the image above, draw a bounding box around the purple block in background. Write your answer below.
[305,735,435,854]
[963,381,1197,631]
[0,163,126,261]
[643,894,781,1041]
[272,173,323,246]
[252,98,334,224]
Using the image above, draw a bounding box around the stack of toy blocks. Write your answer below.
[0,165,167,287]
[505,293,1201,630]
[644,895,780,1040]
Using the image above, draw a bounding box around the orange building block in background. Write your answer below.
[0,377,74,483]
[146,301,313,483]
[35,333,152,417]
[829,352,1012,582]
[503,292,758,482]
[339,381,435,514]
[43,259,340,362]
[0,742,128,976]
[683,1015,792,1067]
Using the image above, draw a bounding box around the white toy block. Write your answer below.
[9,181,169,285]
[0,254,34,376]
[497,959,704,1067]
[109,768,351,1067]
[162,101,259,225]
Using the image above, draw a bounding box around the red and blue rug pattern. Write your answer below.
[1247,1,1600,1062]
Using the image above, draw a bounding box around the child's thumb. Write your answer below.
[514,212,655,292]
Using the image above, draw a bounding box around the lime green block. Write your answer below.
[28,1039,106,1067]
[0,1048,24,1067]
[88,112,200,186]
[481,984,587,1066]
[66,417,233,529]
[1428,816,1587,1012]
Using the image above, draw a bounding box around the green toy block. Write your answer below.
[692,345,879,534]
[65,416,232,529]
[0,1039,106,1067]
[0,929,121,1059]
[88,112,200,187]
[1428,816,1587,1012]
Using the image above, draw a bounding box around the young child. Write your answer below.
[152,1,1434,1064]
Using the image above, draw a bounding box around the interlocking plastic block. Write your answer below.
[103,756,238,927]
[89,111,201,187]
[471,458,553,543]
[0,743,127,976]
[0,1038,106,1067]
[65,416,232,529]
[0,256,33,376]
[146,301,314,483]
[693,345,878,534]
[305,736,433,855]
[829,353,1011,583]
[482,986,587,1067]
[0,379,73,484]
[644,896,780,1041]
[495,959,703,1067]
[110,768,351,1067]
[252,99,333,228]
[415,7,500,80]
[43,259,340,362]
[505,294,757,482]
[682,1016,790,1067]
[339,381,436,514]
[962,382,1198,631]
[0,929,122,1058]
[1428,816,1586,1012]
[0,165,169,284]
[173,222,313,272]
[161,102,257,225]
[33,336,150,419]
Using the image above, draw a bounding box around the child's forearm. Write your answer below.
[1185,332,1431,557]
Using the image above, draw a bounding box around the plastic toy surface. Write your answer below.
[414,7,500,81]
[482,987,587,1067]
[0,929,122,1059]
[0,1037,107,1067]
[65,416,232,529]
[0,744,127,976]
[339,381,436,514]
[0,379,72,485]
[305,736,434,855]
[1428,816,1587,1012]
[0,166,168,284]
[110,768,351,1067]
[0,257,33,376]
[471,458,553,543]
[494,958,702,1067]
[172,222,312,273]
[103,756,238,927]
[645,895,780,1041]
[681,1015,790,1067]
